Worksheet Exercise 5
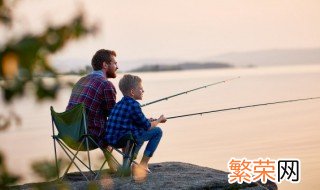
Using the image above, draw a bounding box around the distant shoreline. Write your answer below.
[130,62,234,72]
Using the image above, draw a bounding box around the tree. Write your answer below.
[0,0,97,187]
[0,0,96,127]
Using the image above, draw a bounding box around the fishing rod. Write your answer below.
[166,96,320,120]
[140,76,240,107]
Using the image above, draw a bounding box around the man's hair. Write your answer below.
[91,49,116,70]
[119,74,142,96]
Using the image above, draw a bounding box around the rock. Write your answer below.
[10,162,277,190]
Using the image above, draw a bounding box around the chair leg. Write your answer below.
[112,148,141,169]
[58,140,90,181]
[58,141,95,174]
[85,137,93,180]
[52,137,60,180]
[94,154,121,180]
[120,140,135,177]
[86,136,122,180]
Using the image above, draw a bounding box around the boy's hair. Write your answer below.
[119,74,142,96]
[91,49,116,71]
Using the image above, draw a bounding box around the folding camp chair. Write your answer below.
[50,103,136,181]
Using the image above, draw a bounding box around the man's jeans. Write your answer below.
[134,127,163,157]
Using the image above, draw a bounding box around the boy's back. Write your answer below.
[105,96,151,146]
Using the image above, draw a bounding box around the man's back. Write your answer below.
[67,71,116,144]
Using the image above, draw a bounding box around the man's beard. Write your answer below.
[106,69,116,78]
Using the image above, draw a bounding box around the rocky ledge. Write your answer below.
[12,162,277,190]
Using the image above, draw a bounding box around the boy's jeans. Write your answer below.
[134,127,162,157]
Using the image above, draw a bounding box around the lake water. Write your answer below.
[1,64,320,189]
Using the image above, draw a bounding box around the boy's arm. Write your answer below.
[131,102,151,130]
[131,102,167,130]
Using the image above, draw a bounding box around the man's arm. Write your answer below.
[103,81,117,116]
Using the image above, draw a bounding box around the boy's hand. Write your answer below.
[150,115,167,127]
[158,115,167,123]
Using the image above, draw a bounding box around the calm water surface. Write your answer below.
[1,65,320,189]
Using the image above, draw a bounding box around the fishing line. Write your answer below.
[140,76,240,107]
[167,96,320,120]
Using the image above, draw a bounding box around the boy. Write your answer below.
[105,74,166,179]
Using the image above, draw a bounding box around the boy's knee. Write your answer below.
[154,127,163,137]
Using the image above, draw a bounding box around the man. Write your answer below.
[66,49,118,151]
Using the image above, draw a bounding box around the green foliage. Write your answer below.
[0,110,20,131]
[31,159,107,190]
[87,182,101,190]
[65,65,93,76]
[0,0,98,187]
[0,0,96,103]
[0,151,20,188]
[0,0,12,26]
[31,159,66,181]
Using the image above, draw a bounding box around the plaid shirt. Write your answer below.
[66,71,116,146]
[105,96,151,146]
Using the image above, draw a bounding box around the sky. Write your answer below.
[3,0,320,71]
